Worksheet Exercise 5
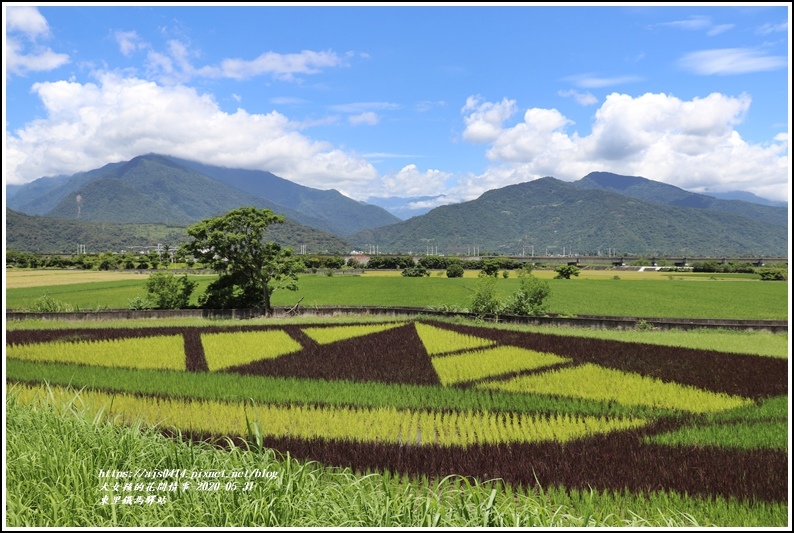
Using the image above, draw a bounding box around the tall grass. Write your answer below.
[6,385,786,527]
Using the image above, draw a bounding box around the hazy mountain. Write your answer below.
[6,208,351,255]
[6,183,25,201]
[702,190,788,208]
[574,172,787,228]
[350,177,787,256]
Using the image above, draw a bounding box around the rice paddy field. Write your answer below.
[4,268,789,319]
[4,314,791,527]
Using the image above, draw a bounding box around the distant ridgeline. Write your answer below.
[6,157,787,256]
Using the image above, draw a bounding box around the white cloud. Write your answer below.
[5,73,378,196]
[370,164,452,198]
[415,100,446,112]
[329,102,398,113]
[461,96,517,143]
[486,107,575,162]
[5,7,69,75]
[654,16,733,36]
[456,92,789,203]
[269,96,311,105]
[564,74,643,89]
[706,24,734,36]
[6,6,50,38]
[558,89,598,106]
[348,112,379,126]
[217,49,344,81]
[757,21,788,35]
[678,48,787,75]
[114,30,145,57]
[657,15,713,31]
[113,34,348,84]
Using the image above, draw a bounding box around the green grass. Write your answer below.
[6,386,786,527]
[5,276,214,310]
[6,274,788,320]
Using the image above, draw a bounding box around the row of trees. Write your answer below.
[6,249,191,271]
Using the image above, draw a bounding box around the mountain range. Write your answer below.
[5,154,788,256]
[350,175,787,256]
[6,154,399,236]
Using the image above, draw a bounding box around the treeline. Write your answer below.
[6,250,185,270]
[364,255,527,270]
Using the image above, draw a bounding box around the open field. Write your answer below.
[4,269,788,319]
[4,269,167,289]
[5,317,789,526]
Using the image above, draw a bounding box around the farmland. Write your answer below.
[5,268,788,319]
[5,316,789,527]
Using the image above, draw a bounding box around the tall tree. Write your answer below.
[181,207,303,314]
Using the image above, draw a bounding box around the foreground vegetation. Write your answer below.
[9,385,786,527]
[6,316,788,527]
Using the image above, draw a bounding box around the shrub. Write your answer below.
[446,262,465,278]
[554,265,581,279]
[757,268,787,281]
[28,294,72,313]
[145,272,197,309]
[470,275,503,317]
[127,295,153,310]
[401,266,430,277]
[503,271,550,316]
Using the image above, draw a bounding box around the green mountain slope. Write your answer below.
[41,155,331,230]
[574,172,787,228]
[162,155,401,235]
[9,154,398,235]
[6,209,351,255]
[350,177,787,256]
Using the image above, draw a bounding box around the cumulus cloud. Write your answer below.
[456,92,789,203]
[7,6,51,38]
[6,6,69,75]
[678,48,787,75]
[5,73,379,196]
[461,96,517,143]
[370,164,452,198]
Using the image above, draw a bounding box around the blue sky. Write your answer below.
[4,3,791,209]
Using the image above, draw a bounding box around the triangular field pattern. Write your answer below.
[301,323,404,345]
[223,323,441,386]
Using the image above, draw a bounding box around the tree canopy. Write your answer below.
[180,206,303,314]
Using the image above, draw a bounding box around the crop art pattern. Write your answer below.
[7,320,788,503]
